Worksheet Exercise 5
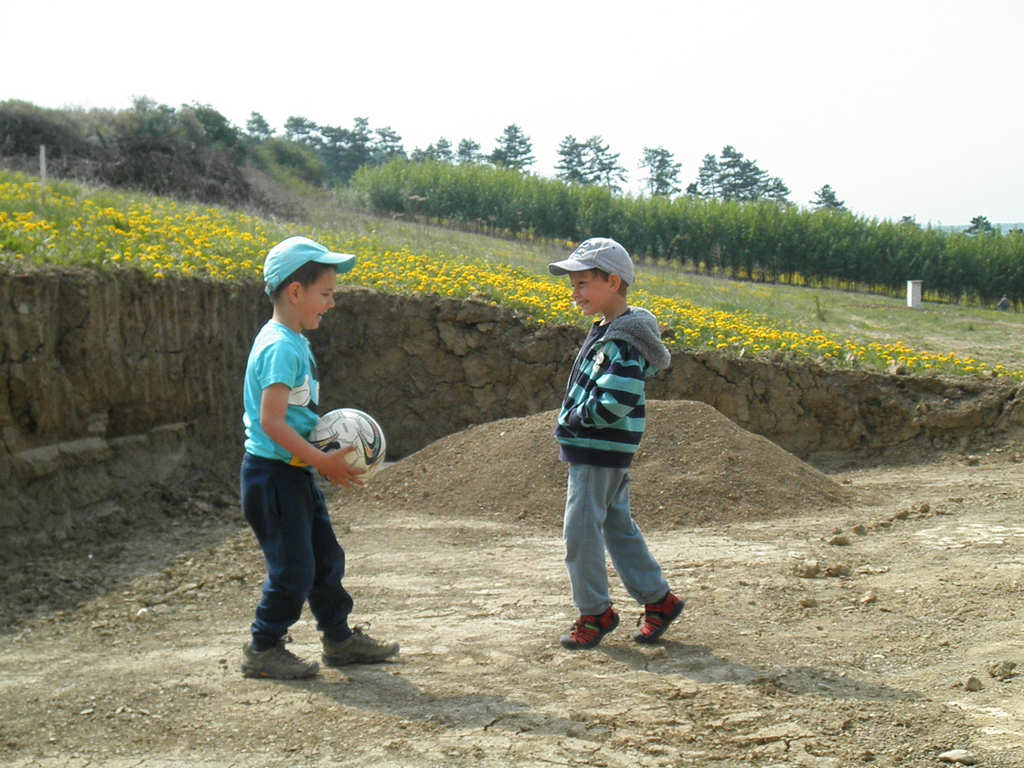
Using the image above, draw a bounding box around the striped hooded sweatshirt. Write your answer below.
[555,307,672,467]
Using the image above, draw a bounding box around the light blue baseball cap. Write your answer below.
[263,236,356,295]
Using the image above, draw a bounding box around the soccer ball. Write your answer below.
[308,408,387,479]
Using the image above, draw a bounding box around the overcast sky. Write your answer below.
[5,0,1022,225]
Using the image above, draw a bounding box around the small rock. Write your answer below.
[851,524,867,535]
[828,534,851,546]
[964,676,983,692]
[855,565,889,575]
[859,591,877,605]
[917,502,931,515]
[825,564,851,577]
[937,749,977,764]
[799,597,818,608]
[793,560,820,578]
[986,660,1017,680]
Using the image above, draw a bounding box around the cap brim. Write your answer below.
[548,257,592,276]
[315,252,356,274]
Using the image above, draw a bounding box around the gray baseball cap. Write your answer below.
[548,237,635,286]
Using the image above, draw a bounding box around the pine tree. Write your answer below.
[372,126,406,164]
[718,145,766,201]
[640,146,681,197]
[687,153,720,198]
[314,118,374,183]
[434,137,453,163]
[584,136,627,192]
[318,125,354,181]
[411,138,454,163]
[283,116,320,146]
[456,138,482,164]
[687,146,789,203]
[245,112,272,140]
[965,215,995,236]
[488,124,534,171]
[811,184,846,211]
[555,135,590,184]
[763,177,791,203]
[347,118,374,171]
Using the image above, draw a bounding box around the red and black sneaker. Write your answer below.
[633,592,684,644]
[560,606,620,650]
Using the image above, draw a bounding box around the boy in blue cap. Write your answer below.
[240,235,398,679]
[548,237,683,650]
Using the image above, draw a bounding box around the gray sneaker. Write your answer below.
[321,627,399,667]
[241,637,319,679]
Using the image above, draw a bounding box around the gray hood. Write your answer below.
[603,307,672,372]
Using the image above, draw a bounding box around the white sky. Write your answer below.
[4,0,1022,225]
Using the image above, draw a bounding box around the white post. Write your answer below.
[907,280,922,309]
[39,145,47,206]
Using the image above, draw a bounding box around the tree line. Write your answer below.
[262,111,843,209]
[2,98,1020,305]
[0,98,856,211]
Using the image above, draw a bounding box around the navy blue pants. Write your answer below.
[241,453,353,649]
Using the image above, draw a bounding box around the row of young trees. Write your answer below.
[352,159,1024,306]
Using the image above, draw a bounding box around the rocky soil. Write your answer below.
[1,401,1022,767]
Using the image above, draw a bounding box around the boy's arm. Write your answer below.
[565,342,644,429]
[259,384,365,487]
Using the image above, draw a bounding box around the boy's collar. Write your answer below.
[599,307,630,326]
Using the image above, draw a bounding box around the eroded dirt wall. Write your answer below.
[3,267,1024,547]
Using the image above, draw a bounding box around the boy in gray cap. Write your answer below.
[548,237,683,649]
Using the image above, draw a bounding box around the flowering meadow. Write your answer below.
[1,171,1020,380]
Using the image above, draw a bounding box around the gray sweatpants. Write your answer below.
[563,463,669,616]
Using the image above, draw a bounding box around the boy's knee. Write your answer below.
[269,563,315,600]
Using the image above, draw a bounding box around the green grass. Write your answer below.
[304,197,1024,376]
[638,265,1024,374]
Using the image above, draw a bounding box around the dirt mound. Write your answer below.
[364,399,850,530]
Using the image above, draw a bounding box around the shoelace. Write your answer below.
[571,616,600,640]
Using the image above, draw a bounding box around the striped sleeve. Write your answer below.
[577,341,645,428]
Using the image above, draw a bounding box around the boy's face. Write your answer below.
[292,269,338,331]
[568,269,621,317]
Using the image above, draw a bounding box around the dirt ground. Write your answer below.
[1,401,1022,767]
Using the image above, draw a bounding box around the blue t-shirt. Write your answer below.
[243,320,320,464]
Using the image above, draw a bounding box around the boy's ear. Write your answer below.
[607,273,622,292]
[283,280,302,302]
